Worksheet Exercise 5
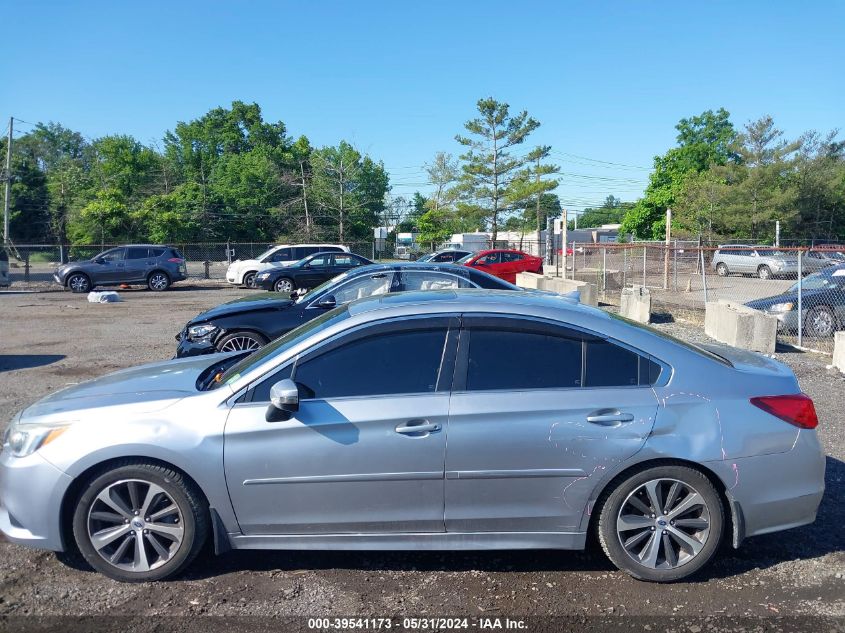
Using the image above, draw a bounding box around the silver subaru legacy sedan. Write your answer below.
[0,290,825,583]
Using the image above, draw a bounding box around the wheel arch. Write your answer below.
[58,455,212,553]
[64,270,90,287]
[584,457,739,548]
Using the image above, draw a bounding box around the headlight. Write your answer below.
[769,302,795,313]
[3,421,71,458]
[187,324,218,340]
[256,272,271,280]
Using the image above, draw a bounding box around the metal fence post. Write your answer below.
[700,248,708,304]
[797,250,803,348]
[642,246,647,287]
[622,247,627,288]
[602,246,607,292]
[673,241,678,291]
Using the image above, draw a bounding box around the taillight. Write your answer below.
[168,258,184,263]
[750,394,819,429]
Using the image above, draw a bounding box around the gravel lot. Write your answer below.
[0,285,842,627]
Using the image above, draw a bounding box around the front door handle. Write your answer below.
[395,419,441,436]
[586,410,634,426]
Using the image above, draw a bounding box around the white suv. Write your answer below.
[226,244,349,287]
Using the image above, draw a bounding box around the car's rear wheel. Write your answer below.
[242,271,257,288]
[71,462,208,582]
[274,277,295,293]
[805,306,836,338]
[147,271,171,291]
[216,330,268,353]
[597,464,724,582]
[716,263,728,277]
[757,265,772,280]
[67,273,91,293]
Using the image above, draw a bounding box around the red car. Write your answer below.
[457,249,544,283]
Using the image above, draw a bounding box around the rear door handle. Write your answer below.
[586,410,635,426]
[395,420,441,436]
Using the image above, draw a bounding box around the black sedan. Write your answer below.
[175,262,519,356]
[745,263,845,337]
[416,249,472,263]
[254,251,373,293]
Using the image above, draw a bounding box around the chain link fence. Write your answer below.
[562,242,845,354]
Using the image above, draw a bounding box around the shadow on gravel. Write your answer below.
[179,456,843,582]
[0,354,65,373]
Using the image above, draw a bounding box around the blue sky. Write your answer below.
[2,0,843,211]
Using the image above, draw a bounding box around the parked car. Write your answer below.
[176,262,518,356]
[225,244,349,288]
[254,252,373,293]
[456,249,544,283]
[1,290,824,583]
[416,249,472,263]
[53,245,187,293]
[745,264,845,337]
[803,248,840,272]
[0,247,9,287]
[711,245,798,279]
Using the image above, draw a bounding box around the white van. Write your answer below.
[225,244,349,287]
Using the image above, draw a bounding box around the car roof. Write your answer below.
[121,244,172,248]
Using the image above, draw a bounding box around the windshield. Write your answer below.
[416,253,434,262]
[295,270,353,304]
[210,306,351,389]
[788,271,841,292]
[455,253,475,264]
[253,246,278,262]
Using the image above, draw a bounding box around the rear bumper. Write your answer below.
[0,448,72,552]
[707,429,825,544]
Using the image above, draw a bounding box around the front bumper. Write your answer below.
[255,276,275,290]
[174,330,218,358]
[0,447,73,551]
[707,429,825,544]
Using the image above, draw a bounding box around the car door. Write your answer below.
[298,253,333,288]
[123,247,151,282]
[93,247,127,283]
[223,316,458,534]
[444,316,660,532]
[331,254,364,277]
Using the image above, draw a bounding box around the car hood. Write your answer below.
[745,289,829,311]
[189,293,294,324]
[20,355,223,421]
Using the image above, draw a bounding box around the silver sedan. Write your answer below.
[0,290,825,582]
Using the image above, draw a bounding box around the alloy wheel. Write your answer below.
[616,478,711,570]
[86,479,184,573]
[808,308,834,337]
[219,335,262,352]
[149,273,169,291]
[69,274,90,293]
[275,278,294,293]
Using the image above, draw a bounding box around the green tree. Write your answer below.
[454,98,542,240]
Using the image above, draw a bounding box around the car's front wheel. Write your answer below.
[274,277,295,293]
[597,464,724,582]
[757,265,772,280]
[216,330,268,353]
[716,263,728,277]
[242,271,257,288]
[71,461,209,582]
[805,305,836,338]
[67,273,91,293]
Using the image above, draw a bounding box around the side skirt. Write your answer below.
[227,531,586,551]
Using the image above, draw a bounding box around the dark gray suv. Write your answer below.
[54,244,188,293]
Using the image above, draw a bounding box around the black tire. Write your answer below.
[242,271,257,288]
[597,464,724,582]
[71,461,209,582]
[716,263,728,277]
[216,330,268,353]
[67,272,91,293]
[805,305,836,338]
[147,271,171,291]
[757,265,772,280]
[274,277,295,293]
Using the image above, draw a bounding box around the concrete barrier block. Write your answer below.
[620,285,651,323]
[705,300,777,354]
[515,272,546,290]
[833,331,845,373]
[541,277,598,306]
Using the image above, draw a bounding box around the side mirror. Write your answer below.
[266,378,299,422]
[94,257,106,265]
[316,295,337,309]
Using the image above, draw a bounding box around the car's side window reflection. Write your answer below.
[326,273,396,305]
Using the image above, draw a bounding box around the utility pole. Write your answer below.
[534,155,542,237]
[663,207,672,289]
[775,220,780,248]
[299,161,311,240]
[560,207,568,278]
[3,117,12,245]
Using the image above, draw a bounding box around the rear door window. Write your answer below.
[583,339,640,387]
[325,272,397,305]
[126,247,150,260]
[269,248,293,263]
